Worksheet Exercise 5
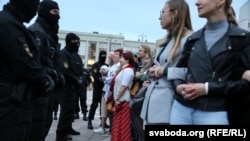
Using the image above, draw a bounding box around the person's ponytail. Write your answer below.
[225,0,238,26]
[227,6,238,26]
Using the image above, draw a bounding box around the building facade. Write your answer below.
[58,30,155,68]
[239,0,250,31]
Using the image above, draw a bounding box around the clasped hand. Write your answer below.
[176,83,206,100]
[148,65,164,80]
[44,75,55,93]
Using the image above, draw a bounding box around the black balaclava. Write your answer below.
[65,33,80,52]
[99,50,107,63]
[38,0,60,25]
[10,0,39,22]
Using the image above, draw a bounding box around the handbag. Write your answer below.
[130,81,140,97]
[106,90,114,112]
[107,101,114,112]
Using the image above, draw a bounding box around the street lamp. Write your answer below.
[138,33,147,42]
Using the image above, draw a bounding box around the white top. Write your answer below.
[102,62,120,92]
[113,66,134,101]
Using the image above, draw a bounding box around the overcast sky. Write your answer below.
[0,0,247,42]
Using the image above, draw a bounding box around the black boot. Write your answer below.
[55,134,68,141]
[69,128,80,135]
[104,123,110,128]
[87,120,93,129]
[66,135,72,140]
[74,113,80,119]
[83,113,88,121]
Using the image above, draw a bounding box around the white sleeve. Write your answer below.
[167,67,187,80]
[121,68,134,87]
[205,82,209,94]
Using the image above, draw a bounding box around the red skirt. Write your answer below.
[111,101,132,141]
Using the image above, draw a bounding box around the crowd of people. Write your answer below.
[0,0,250,141]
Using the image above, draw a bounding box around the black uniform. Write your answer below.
[88,50,108,129]
[51,24,64,121]
[28,1,61,141]
[44,23,65,138]
[56,33,83,141]
[0,1,54,141]
[75,67,92,120]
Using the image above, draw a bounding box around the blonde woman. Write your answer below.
[141,0,193,126]
[131,44,152,96]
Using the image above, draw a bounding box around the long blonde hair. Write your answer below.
[165,0,192,64]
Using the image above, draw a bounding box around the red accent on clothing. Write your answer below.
[111,102,132,141]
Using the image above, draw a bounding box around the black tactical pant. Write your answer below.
[56,85,77,136]
[28,96,50,141]
[53,88,60,116]
[88,86,102,120]
[75,86,88,115]
[0,83,33,141]
[44,88,62,138]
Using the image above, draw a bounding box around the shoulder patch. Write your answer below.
[23,44,33,57]
[63,62,69,68]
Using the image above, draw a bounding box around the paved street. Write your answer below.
[45,90,109,141]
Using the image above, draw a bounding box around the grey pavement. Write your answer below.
[45,90,110,141]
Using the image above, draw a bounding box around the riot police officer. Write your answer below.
[0,0,54,140]
[56,33,83,141]
[88,50,108,129]
[28,1,63,141]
